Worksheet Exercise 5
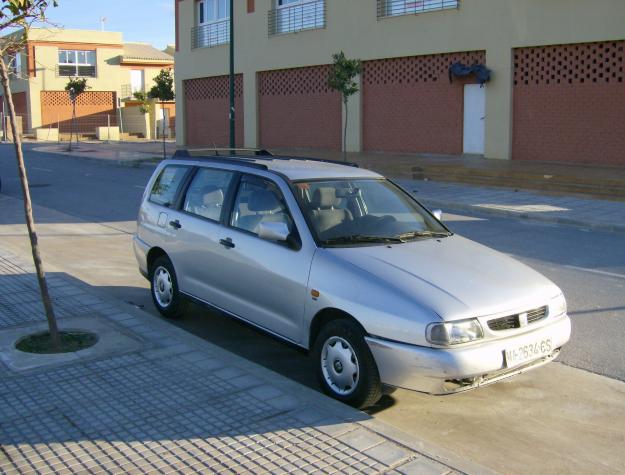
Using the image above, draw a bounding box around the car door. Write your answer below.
[215,173,315,344]
[166,166,240,309]
[137,164,193,255]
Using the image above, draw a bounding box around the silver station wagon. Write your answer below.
[134,150,571,408]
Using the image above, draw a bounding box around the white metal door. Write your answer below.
[463,84,486,155]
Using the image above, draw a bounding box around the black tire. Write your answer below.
[382,385,398,396]
[150,255,188,319]
[312,319,382,409]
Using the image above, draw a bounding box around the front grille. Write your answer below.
[487,306,548,331]
[527,306,549,324]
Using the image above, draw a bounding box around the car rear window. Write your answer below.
[149,165,188,207]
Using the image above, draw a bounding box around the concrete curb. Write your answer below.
[420,198,625,235]
[5,248,498,475]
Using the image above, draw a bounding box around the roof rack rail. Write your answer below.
[273,155,360,168]
[173,150,269,170]
[182,148,273,157]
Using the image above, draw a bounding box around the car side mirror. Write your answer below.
[431,209,443,221]
[258,222,290,242]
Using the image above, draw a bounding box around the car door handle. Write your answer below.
[219,238,235,249]
[169,220,182,229]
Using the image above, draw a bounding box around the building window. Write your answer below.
[193,0,230,48]
[377,0,459,18]
[58,50,96,77]
[10,52,22,76]
[269,0,326,36]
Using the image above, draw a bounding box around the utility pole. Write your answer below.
[228,0,235,150]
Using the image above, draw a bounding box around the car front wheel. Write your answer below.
[312,319,382,409]
[150,255,187,319]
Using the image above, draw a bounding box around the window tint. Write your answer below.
[230,177,293,237]
[149,166,188,207]
[183,168,235,222]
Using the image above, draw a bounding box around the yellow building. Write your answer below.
[1,28,174,140]
[174,0,625,166]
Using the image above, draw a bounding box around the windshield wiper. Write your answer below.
[323,234,404,245]
[395,230,453,241]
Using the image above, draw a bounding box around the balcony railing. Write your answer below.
[377,0,459,18]
[268,1,326,37]
[56,64,97,78]
[192,19,230,49]
[121,84,146,100]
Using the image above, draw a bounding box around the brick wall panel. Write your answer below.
[184,75,243,147]
[513,41,625,165]
[258,65,341,151]
[362,51,485,154]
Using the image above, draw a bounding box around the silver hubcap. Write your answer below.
[321,336,359,396]
[153,266,174,308]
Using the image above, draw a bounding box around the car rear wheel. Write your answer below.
[312,319,382,409]
[150,255,187,319]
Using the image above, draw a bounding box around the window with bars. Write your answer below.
[193,0,230,48]
[58,50,97,77]
[268,0,325,36]
[377,0,459,18]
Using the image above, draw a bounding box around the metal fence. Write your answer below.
[268,0,326,36]
[55,64,97,78]
[192,19,230,49]
[377,0,459,18]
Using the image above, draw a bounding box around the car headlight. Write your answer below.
[549,293,567,317]
[426,318,484,346]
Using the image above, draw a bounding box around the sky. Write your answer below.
[43,0,175,50]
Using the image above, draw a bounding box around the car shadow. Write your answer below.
[98,284,401,414]
[0,270,377,455]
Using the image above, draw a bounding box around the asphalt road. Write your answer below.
[2,144,625,473]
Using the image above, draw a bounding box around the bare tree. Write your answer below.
[0,0,60,349]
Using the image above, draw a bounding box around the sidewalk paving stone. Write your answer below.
[0,248,489,475]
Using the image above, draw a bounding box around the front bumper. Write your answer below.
[366,314,571,395]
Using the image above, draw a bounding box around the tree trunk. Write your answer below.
[343,99,349,162]
[68,98,76,151]
[0,57,61,350]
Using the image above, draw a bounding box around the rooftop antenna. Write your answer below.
[100,17,107,31]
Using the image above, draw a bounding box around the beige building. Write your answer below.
[1,28,175,140]
[175,0,625,167]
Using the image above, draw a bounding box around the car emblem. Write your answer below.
[518,312,528,327]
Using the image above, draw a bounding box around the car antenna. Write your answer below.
[212,141,219,156]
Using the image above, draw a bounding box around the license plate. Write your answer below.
[504,338,553,368]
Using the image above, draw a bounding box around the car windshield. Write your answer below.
[294,179,451,246]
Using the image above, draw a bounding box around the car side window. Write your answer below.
[183,168,235,222]
[230,177,294,238]
[149,166,189,207]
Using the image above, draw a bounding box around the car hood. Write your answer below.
[325,235,560,321]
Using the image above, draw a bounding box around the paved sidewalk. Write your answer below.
[397,179,625,234]
[0,248,487,475]
[30,141,175,167]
